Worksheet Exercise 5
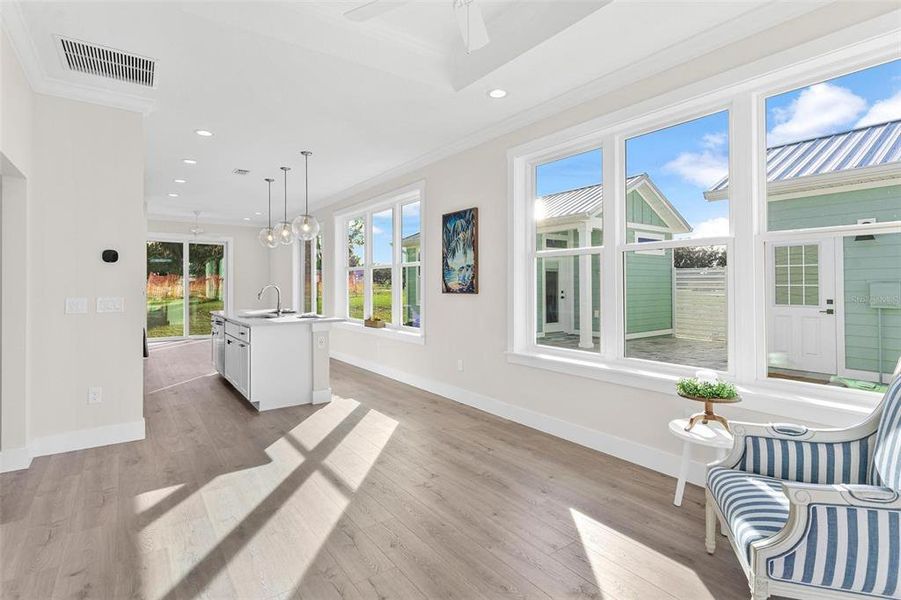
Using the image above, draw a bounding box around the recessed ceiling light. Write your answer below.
[173,178,186,184]
[167,193,179,198]
[254,211,262,216]
[182,159,197,165]
[488,88,507,99]
[243,217,251,221]
[195,129,214,137]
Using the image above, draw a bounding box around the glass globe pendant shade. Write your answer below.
[275,221,295,245]
[259,227,279,249]
[292,214,320,241]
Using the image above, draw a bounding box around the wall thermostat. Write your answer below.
[102,249,119,263]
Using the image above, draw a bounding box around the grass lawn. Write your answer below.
[147,297,223,338]
[348,287,392,321]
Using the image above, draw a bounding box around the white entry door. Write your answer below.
[542,234,573,334]
[767,239,837,375]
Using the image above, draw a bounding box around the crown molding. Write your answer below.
[0,2,155,115]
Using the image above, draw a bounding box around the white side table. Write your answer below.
[668,418,733,507]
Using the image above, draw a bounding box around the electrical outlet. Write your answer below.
[88,386,102,404]
[457,359,464,372]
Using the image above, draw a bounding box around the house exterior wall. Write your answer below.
[625,191,675,335]
[768,184,901,377]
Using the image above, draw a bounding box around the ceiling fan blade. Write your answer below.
[453,0,489,52]
[344,1,409,22]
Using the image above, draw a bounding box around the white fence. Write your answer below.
[674,267,727,341]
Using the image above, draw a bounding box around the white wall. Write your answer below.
[270,6,889,484]
[147,219,280,312]
[1,25,146,470]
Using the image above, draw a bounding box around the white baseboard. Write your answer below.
[331,351,708,486]
[0,419,146,473]
[0,446,32,473]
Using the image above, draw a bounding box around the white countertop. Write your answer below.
[212,310,344,328]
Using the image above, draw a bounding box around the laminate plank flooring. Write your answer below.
[0,339,768,599]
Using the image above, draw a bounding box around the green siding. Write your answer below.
[768,185,901,231]
[842,233,901,375]
[627,190,666,227]
[625,245,673,335]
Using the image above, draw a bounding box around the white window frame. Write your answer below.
[508,29,900,425]
[146,232,235,340]
[333,181,425,344]
[633,230,666,256]
[293,234,322,314]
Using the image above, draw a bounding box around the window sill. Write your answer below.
[334,321,425,345]
[506,350,879,427]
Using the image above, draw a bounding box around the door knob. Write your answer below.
[819,308,834,315]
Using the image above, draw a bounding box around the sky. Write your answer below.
[369,201,420,264]
[535,59,900,239]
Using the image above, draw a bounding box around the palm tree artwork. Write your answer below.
[442,208,478,293]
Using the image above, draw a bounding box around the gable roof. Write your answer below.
[536,174,691,233]
[705,118,901,200]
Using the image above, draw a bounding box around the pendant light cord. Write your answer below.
[283,168,288,222]
[267,178,273,228]
[304,152,310,215]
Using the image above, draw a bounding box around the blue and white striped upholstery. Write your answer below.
[707,466,790,561]
[873,377,901,491]
[766,504,901,598]
[738,435,875,484]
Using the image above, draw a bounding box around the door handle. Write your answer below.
[560,290,566,299]
[819,309,834,315]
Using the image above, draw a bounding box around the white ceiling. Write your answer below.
[4,1,856,225]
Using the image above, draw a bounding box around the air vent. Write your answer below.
[58,37,155,87]
[233,169,251,176]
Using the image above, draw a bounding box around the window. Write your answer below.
[146,240,226,339]
[509,42,901,411]
[299,234,322,314]
[623,111,730,371]
[337,185,423,333]
[534,149,603,352]
[762,60,901,391]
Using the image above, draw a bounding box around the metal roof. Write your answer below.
[537,175,641,220]
[706,118,901,197]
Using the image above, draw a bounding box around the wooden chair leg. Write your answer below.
[705,490,716,554]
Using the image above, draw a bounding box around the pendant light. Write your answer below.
[190,210,204,236]
[274,166,295,245]
[258,178,278,248]
[292,150,320,241]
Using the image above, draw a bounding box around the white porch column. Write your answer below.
[579,222,593,349]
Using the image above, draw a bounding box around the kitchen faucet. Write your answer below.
[257,284,283,316]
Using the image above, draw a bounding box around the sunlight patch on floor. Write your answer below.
[141,396,397,599]
[570,508,716,599]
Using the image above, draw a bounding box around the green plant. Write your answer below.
[676,377,738,400]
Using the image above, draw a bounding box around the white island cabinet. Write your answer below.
[211,311,343,411]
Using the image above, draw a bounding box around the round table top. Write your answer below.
[668,418,733,448]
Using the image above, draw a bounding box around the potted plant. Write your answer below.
[676,372,740,432]
[363,315,386,329]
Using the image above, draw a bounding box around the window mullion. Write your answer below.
[603,133,622,361]
[364,212,373,320]
[392,203,402,326]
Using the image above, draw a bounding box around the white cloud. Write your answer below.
[768,82,866,145]
[688,217,729,239]
[701,132,727,149]
[856,89,901,127]
[663,150,728,188]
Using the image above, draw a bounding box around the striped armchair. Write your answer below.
[705,375,901,600]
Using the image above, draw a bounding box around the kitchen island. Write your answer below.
[211,311,343,411]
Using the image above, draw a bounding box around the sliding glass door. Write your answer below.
[146,240,226,339]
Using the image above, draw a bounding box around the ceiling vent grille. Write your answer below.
[232,169,251,176]
[58,37,155,87]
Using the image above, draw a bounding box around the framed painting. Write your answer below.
[442,207,478,294]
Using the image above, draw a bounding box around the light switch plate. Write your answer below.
[96,297,125,313]
[88,386,102,404]
[65,297,88,314]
